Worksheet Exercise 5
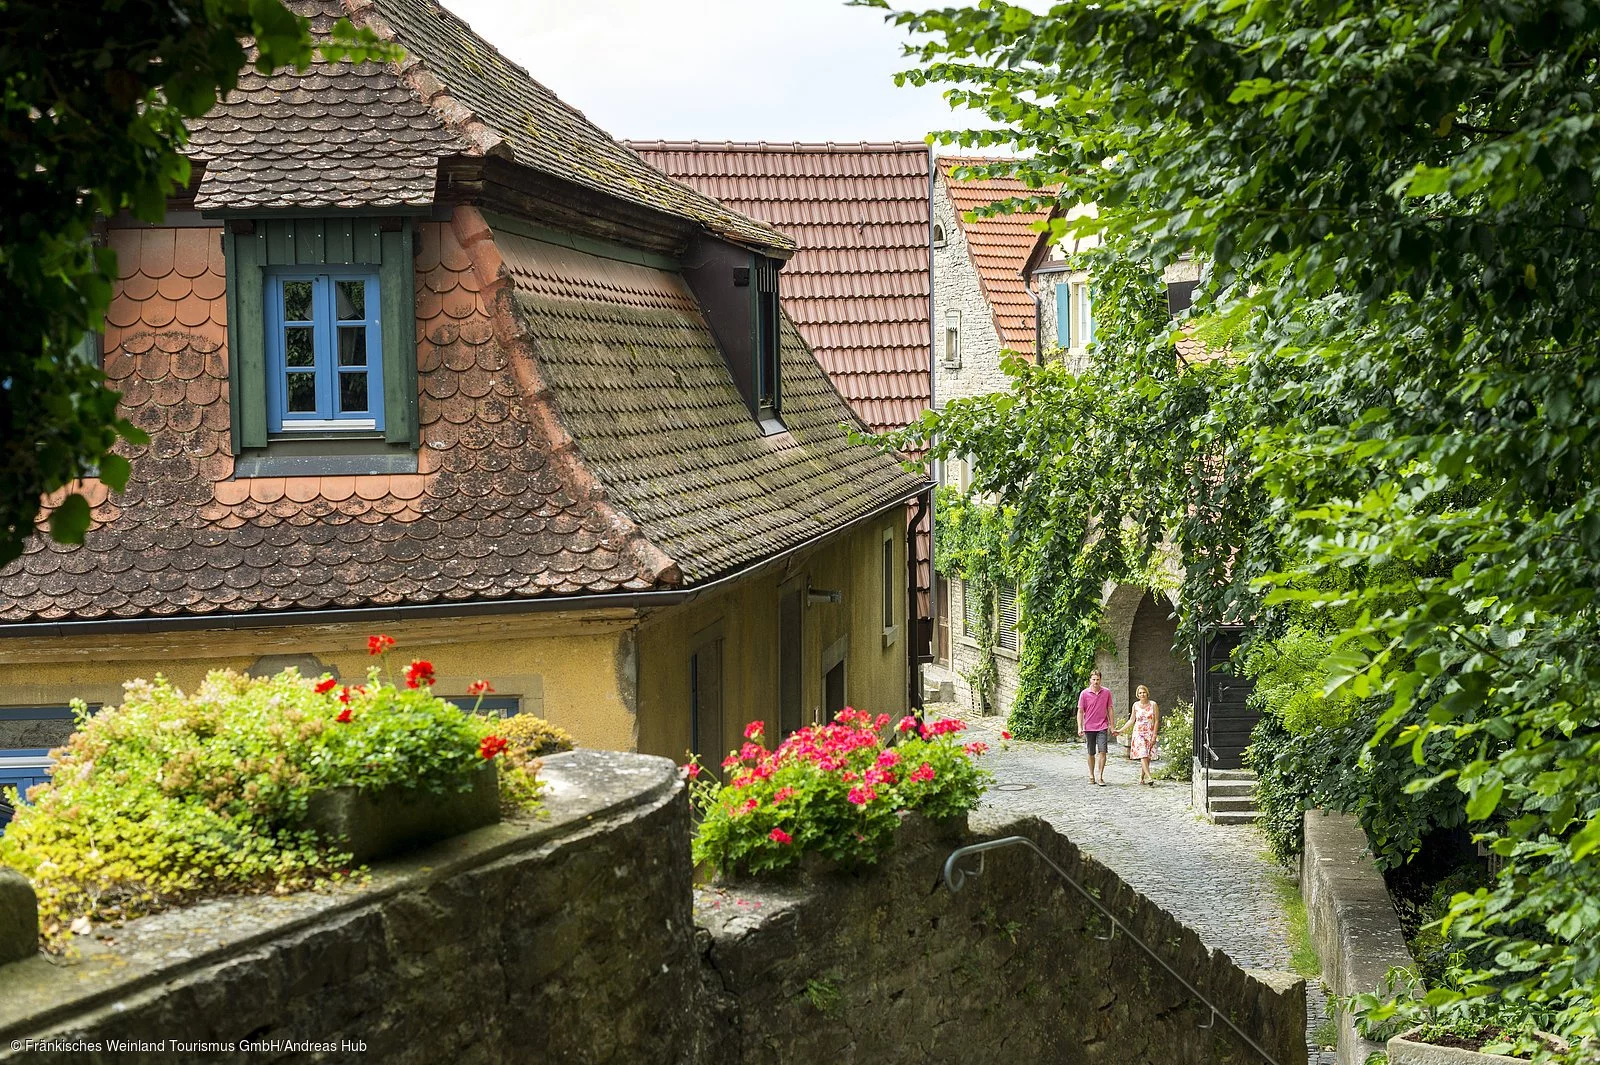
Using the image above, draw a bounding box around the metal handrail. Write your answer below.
[942,836,1289,1065]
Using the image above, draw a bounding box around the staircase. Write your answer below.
[1192,764,1259,824]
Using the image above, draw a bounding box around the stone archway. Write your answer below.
[1127,590,1194,713]
[1095,584,1193,720]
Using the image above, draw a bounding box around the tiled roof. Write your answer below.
[0,210,924,624]
[628,142,931,436]
[352,0,792,254]
[497,229,927,584]
[0,215,673,624]
[938,158,1054,357]
[189,1,464,211]
[185,0,792,254]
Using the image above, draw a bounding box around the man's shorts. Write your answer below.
[1083,728,1109,755]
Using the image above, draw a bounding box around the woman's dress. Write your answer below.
[1130,702,1158,759]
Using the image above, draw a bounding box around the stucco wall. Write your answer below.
[0,615,639,752]
[634,512,908,765]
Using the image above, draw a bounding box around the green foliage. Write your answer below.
[498,713,576,759]
[689,710,991,877]
[1240,629,1360,736]
[802,973,843,1014]
[877,0,1600,1043]
[1152,700,1193,782]
[934,488,1008,715]
[0,0,397,562]
[1269,871,1321,980]
[0,665,507,943]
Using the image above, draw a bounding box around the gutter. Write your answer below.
[0,483,932,641]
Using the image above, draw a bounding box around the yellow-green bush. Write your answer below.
[499,713,576,758]
[0,664,534,945]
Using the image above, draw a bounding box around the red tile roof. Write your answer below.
[938,159,1055,357]
[628,142,932,436]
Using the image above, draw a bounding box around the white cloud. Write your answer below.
[441,0,996,143]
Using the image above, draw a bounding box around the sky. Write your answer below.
[445,0,991,144]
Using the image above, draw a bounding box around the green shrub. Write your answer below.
[498,713,576,758]
[0,651,530,944]
[690,709,992,876]
[1153,700,1194,781]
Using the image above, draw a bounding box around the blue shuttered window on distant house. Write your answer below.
[265,271,384,433]
[1055,282,1071,348]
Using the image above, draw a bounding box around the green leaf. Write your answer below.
[47,493,91,545]
[1571,817,1600,861]
[1466,777,1504,822]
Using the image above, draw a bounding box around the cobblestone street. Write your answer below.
[956,713,1338,1065]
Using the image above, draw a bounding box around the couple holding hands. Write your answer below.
[1077,669,1161,787]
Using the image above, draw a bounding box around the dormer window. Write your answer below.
[223,217,420,474]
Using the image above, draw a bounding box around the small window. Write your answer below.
[755,259,781,416]
[690,632,726,770]
[442,695,521,717]
[1167,279,1198,318]
[882,534,896,631]
[997,584,1020,652]
[824,658,846,719]
[961,578,984,635]
[267,271,384,433]
[1078,283,1094,346]
[943,310,961,368]
[779,588,803,736]
[932,223,946,248]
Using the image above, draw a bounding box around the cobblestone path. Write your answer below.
[955,713,1338,1065]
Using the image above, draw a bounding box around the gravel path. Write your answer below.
[953,712,1337,1065]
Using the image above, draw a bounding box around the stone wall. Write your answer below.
[0,751,701,1065]
[0,753,1305,1065]
[1301,810,1416,1065]
[699,811,1307,1065]
[947,575,1023,717]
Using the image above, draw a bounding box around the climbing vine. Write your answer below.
[932,487,1007,715]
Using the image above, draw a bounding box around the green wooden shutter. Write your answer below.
[379,221,418,446]
[225,225,269,452]
[1055,282,1071,348]
[224,216,417,453]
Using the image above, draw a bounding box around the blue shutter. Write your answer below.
[1055,282,1071,348]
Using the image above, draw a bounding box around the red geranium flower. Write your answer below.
[337,686,354,704]
[466,680,494,696]
[336,707,353,724]
[768,828,793,845]
[743,720,765,741]
[367,634,395,656]
[479,735,508,760]
[314,677,338,694]
[1001,730,1013,741]
[404,659,435,689]
[682,762,702,779]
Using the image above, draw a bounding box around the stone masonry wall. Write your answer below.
[934,170,1023,717]
[699,811,1307,1065]
[0,753,1302,1065]
[0,751,702,1065]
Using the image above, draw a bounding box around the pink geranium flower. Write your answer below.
[769,828,793,845]
[909,762,936,783]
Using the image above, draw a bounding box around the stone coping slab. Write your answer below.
[1301,809,1416,1065]
[0,870,36,967]
[1387,1029,1534,1064]
[0,749,678,1044]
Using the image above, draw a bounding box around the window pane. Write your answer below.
[338,326,366,366]
[285,326,315,367]
[336,280,365,321]
[283,281,313,322]
[339,371,368,413]
[286,371,317,412]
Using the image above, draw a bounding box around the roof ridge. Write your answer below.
[627,140,932,154]
[340,0,795,255]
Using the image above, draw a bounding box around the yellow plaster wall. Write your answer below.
[0,613,638,751]
[634,512,910,764]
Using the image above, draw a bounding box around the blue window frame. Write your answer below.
[442,695,521,718]
[265,269,384,433]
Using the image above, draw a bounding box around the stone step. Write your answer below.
[1206,769,1257,781]
[1208,797,1258,814]
[1210,810,1260,825]
[1205,782,1256,799]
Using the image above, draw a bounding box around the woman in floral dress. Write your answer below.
[1116,685,1161,785]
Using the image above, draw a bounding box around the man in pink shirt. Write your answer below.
[1078,670,1114,786]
